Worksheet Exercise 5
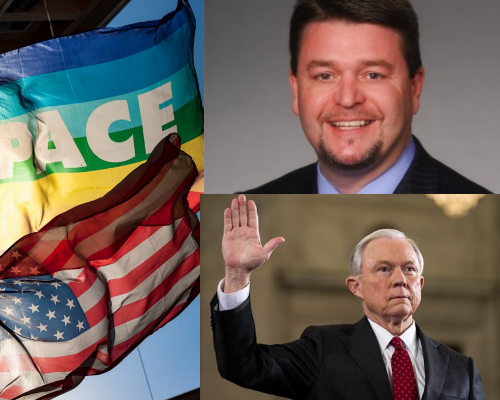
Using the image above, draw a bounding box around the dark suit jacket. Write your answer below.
[243,137,492,194]
[211,296,486,400]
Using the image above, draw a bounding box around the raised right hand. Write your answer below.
[222,195,285,293]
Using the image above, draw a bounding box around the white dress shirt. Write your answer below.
[217,279,426,397]
[367,319,425,399]
[217,279,250,311]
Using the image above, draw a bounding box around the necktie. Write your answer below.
[390,336,418,400]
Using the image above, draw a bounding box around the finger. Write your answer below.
[231,197,240,228]
[247,200,259,229]
[263,237,285,258]
[238,194,248,227]
[223,208,232,234]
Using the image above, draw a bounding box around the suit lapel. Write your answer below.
[418,326,449,400]
[292,163,318,193]
[341,318,393,400]
[394,136,440,194]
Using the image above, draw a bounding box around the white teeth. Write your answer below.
[331,120,371,128]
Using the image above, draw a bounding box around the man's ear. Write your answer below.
[411,67,425,115]
[346,275,364,300]
[289,70,299,116]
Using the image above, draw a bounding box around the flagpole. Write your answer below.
[138,346,155,400]
[43,0,55,37]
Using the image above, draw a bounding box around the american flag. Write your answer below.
[0,134,200,400]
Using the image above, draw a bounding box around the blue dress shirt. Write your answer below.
[317,137,416,194]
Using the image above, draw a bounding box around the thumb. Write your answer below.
[263,237,285,258]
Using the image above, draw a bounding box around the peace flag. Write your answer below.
[0,134,200,399]
[0,0,203,253]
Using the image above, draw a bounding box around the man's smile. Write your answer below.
[329,120,374,129]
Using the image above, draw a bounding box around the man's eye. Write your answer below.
[367,72,383,80]
[379,266,389,272]
[316,73,332,81]
[405,266,416,272]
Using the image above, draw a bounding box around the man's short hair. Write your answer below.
[349,229,424,276]
[289,0,422,78]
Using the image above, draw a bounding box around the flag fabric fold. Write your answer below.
[0,134,200,400]
[0,0,204,253]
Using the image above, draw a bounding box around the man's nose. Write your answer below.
[392,267,407,286]
[334,75,366,108]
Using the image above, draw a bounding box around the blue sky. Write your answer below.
[62,0,203,399]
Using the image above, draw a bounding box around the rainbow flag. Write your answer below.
[0,0,203,253]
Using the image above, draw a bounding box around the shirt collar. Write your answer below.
[316,137,416,194]
[367,318,418,358]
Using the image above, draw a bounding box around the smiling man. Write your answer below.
[243,0,491,194]
[211,195,486,399]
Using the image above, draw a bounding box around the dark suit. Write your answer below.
[243,137,492,194]
[211,296,486,400]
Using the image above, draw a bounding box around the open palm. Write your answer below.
[222,196,284,273]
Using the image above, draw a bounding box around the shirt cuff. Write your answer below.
[217,278,250,311]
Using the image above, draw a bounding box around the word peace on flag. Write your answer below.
[0,81,177,180]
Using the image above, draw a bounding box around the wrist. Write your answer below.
[224,267,251,294]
